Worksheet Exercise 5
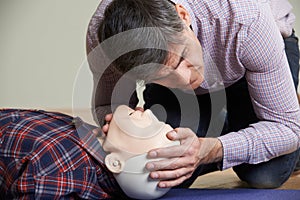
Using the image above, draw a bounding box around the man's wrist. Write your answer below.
[215,138,224,162]
[198,138,224,164]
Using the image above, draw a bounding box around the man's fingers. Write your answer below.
[101,113,113,135]
[148,128,198,160]
[146,156,195,172]
[102,124,109,135]
[149,168,194,188]
[105,113,113,122]
[167,128,194,141]
[157,172,193,188]
[147,145,185,160]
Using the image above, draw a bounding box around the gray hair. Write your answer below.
[97,0,185,81]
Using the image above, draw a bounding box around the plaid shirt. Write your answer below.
[0,109,126,199]
[86,0,300,170]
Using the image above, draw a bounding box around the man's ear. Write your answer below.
[175,4,191,27]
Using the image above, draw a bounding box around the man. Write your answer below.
[87,0,300,189]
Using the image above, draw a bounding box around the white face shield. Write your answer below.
[99,105,179,199]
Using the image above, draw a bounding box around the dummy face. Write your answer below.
[126,107,153,128]
[103,105,175,173]
[111,105,169,138]
[103,105,178,199]
[152,4,204,90]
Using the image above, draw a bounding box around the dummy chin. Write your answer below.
[99,105,179,199]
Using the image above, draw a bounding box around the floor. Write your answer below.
[190,168,300,190]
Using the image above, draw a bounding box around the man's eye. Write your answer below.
[173,57,184,70]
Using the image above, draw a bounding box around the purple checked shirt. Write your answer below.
[86,0,300,170]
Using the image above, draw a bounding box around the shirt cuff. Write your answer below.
[218,132,250,170]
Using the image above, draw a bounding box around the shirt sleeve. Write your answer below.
[268,0,295,37]
[218,4,300,170]
[86,0,123,125]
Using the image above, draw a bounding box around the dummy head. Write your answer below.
[100,105,179,199]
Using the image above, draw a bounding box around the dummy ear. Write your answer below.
[175,4,191,27]
[105,153,124,173]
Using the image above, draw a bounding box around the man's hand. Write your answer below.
[101,113,113,135]
[145,127,223,188]
[91,113,113,137]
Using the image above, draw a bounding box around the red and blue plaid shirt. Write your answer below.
[0,109,127,199]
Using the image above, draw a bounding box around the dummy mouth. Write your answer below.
[128,107,146,116]
[129,107,146,116]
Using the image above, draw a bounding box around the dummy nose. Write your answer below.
[135,107,144,112]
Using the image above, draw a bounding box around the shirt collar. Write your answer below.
[67,117,107,164]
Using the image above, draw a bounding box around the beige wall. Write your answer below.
[0,0,300,111]
[0,0,100,110]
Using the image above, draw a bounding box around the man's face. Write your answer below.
[152,28,204,90]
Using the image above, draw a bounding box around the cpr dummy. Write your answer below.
[99,105,179,199]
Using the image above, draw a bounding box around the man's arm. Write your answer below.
[218,3,300,170]
[86,0,117,125]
